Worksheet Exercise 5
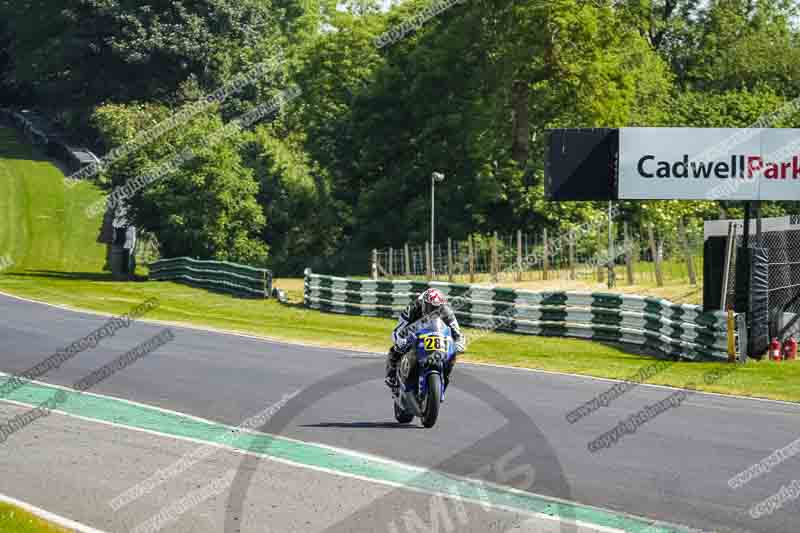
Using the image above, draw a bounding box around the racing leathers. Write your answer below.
[384,299,465,388]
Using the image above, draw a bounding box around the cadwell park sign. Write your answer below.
[545,127,800,202]
[619,128,800,201]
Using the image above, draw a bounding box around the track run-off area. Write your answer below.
[0,292,798,533]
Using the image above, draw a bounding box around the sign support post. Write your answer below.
[742,201,752,358]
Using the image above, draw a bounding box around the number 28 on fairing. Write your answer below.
[421,335,448,351]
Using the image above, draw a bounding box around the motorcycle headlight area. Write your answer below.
[425,352,446,366]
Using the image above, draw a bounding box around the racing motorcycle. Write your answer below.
[391,316,456,428]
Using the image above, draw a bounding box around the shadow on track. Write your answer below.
[299,421,424,429]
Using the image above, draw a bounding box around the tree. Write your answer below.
[0,0,286,108]
[93,103,268,265]
[350,0,674,245]
[0,20,19,102]
[288,11,384,242]
[246,126,344,275]
[689,0,800,95]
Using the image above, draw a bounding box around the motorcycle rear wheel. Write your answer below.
[421,373,442,428]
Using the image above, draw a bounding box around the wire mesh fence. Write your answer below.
[761,229,800,316]
[723,223,800,317]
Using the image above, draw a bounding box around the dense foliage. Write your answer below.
[2,0,799,274]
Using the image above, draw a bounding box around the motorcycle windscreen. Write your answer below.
[416,316,448,335]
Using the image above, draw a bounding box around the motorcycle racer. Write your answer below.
[385,288,465,389]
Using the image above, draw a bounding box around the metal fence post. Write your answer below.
[727,309,736,362]
[737,312,748,363]
[371,249,378,280]
[404,243,411,276]
[607,202,615,289]
[721,222,737,310]
[516,230,523,282]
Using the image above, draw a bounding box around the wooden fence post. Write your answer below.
[568,231,576,280]
[523,232,528,261]
[404,243,411,276]
[447,238,454,282]
[491,232,498,282]
[648,225,664,287]
[624,221,635,285]
[516,230,523,282]
[468,236,475,283]
[433,244,438,280]
[678,218,697,285]
[640,223,651,282]
[543,228,549,281]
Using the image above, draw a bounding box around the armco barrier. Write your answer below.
[0,109,48,145]
[0,108,100,174]
[303,270,735,361]
[150,257,272,298]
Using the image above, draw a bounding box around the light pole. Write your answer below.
[431,172,445,277]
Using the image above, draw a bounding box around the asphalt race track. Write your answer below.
[0,292,798,533]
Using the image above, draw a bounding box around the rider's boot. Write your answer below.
[443,357,455,392]
[385,347,401,388]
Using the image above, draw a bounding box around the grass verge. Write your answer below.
[0,275,799,403]
[0,502,71,533]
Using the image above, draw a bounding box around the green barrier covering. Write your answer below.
[150,257,272,298]
[303,269,736,361]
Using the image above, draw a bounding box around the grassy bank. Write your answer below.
[0,128,107,275]
[0,502,71,533]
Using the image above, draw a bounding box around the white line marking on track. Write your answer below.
[0,371,430,472]
[0,374,697,533]
[0,492,108,533]
[0,404,644,533]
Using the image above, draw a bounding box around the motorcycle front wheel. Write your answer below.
[421,373,442,428]
[394,401,414,424]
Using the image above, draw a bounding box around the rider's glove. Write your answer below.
[394,337,410,353]
[455,340,466,354]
